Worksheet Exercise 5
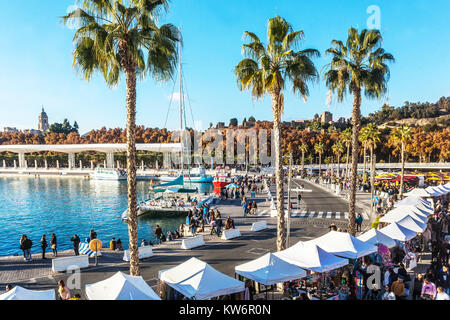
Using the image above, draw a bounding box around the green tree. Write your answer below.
[341,127,352,179]
[332,140,345,178]
[314,142,325,177]
[63,0,179,276]
[324,27,394,235]
[235,16,319,251]
[298,142,308,171]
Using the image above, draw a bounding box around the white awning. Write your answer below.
[403,188,431,198]
[357,228,397,248]
[235,252,307,285]
[0,286,55,300]
[379,222,417,242]
[379,206,429,224]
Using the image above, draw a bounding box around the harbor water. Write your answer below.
[0,176,212,256]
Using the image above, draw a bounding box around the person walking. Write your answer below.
[20,235,32,262]
[215,213,223,237]
[436,265,450,295]
[57,280,71,300]
[50,233,57,257]
[355,213,363,232]
[243,201,248,218]
[40,234,47,260]
[391,277,405,300]
[154,225,163,244]
[412,273,424,300]
[70,234,81,256]
[421,277,437,300]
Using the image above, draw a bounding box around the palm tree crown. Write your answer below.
[63,0,179,87]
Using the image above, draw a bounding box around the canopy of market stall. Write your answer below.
[357,228,397,248]
[403,188,432,198]
[303,231,377,259]
[396,215,427,233]
[159,258,245,300]
[0,286,55,300]
[379,206,429,224]
[85,271,161,300]
[379,222,417,242]
[274,241,348,273]
[234,253,307,285]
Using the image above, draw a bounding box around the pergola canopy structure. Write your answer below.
[0,143,183,169]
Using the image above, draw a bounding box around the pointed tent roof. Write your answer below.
[425,186,443,197]
[303,231,377,259]
[379,206,429,224]
[274,241,348,273]
[357,228,397,248]
[394,197,432,211]
[379,222,417,242]
[396,215,426,233]
[0,286,55,300]
[85,271,161,300]
[158,258,245,300]
[403,188,432,198]
[435,185,450,195]
[235,252,307,285]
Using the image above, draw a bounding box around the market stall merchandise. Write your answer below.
[0,286,55,300]
[274,242,348,273]
[85,271,161,300]
[395,215,427,233]
[158,257,245,300]
[379,222,417,242]
[235,252,307,285]
[357,228,397,248]
[303,231,377,259]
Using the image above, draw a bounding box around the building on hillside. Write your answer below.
[321,111,333,123]
[3,127,19,133]
[23,129,42,135]
[216,122,226,129]
[38,107,49,132]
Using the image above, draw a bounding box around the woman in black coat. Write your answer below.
[412,273,424,300]
[40,234,47,259]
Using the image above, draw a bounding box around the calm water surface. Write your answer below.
[0,176,212,256]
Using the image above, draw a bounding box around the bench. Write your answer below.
[123,245,154,262]
[52,255,89,273]
[251,221,268,232]
[181,235,205,250]
[221,228,241,240]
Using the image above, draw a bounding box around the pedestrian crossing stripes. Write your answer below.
[256,210,353,221]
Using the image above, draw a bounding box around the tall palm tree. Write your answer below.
[364,124,381,214]
[235,16,319,251]
[324,27,394,235]
[391,125,411,198]
[341,128,352,179]
[63,0,179,276]
[332,140,345,179]
[314,142,325,177]
[298,142,308,171]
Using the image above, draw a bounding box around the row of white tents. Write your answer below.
[2,183,448,300]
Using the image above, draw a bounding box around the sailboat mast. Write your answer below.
[178,26,184,172]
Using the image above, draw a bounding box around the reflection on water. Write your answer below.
[0,176,212,256]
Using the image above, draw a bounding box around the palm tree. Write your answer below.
[314,142,325,177]
[63,0,179,276]
[324,27,394,235]
[391,125,412,198]
[364,124,381,214]
[298,142,308,171]
[341,128,352,179]
[235,16,319,251]
[332,140,345,179]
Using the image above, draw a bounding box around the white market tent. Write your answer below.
[85,272,161,300]
[274,242,348,273]
[435,185,450,195]
[403,188,431,198]
[379,222,417,242]
[159,258,245,300]
[425,186,444,197]
[394,197,433,212]
[304,231,377,259]
[396,215,427,233]
[234,253,307,285]
[379,206,429,224]
[357,228,397,248]
[0,286,55,300]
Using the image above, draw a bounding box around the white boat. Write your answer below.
[159,167,213,183]
[91,168,127,181]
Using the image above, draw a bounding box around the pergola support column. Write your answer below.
[18,152,26,168]
[68,153,76,170]
[106,152,114,169]
[45,159,48,169]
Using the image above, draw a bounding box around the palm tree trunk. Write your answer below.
[399,142,405,199]
[363,144,367,182]
[271,91,286,252]
[337,154,340,179]
[120,42,140,276]
[346,143,350,179]
[318,154,322,177]
[370,146,375,218]
[301,151,305,171]
[348,86,361,236]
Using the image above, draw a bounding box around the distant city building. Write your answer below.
[3,127,19,133]
[38,107,49,132]
[321,111,333,123]
[23,129,41,135]
[216,122,225,129]
[337,117,346,124]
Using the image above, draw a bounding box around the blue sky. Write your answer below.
[0,0,449,134]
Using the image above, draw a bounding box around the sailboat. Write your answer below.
[158,27,212,184]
